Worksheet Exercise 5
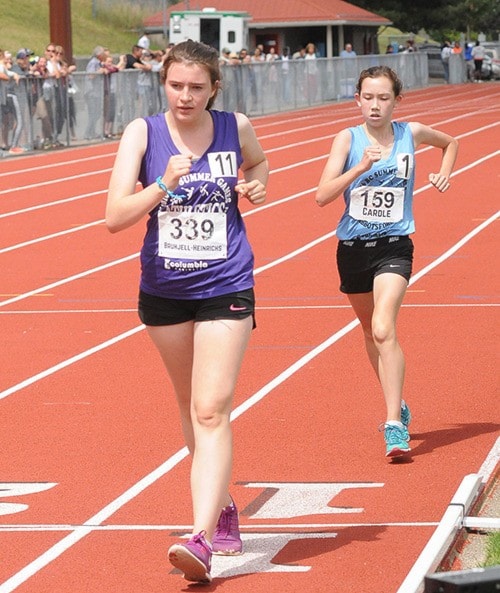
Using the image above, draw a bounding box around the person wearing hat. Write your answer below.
[9,50,32,152]
[219,48,231,65]
[16,48,33,60]
[13,50,32,75]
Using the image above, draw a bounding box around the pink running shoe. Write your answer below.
[168,531,212,583]
[212,499,243,555]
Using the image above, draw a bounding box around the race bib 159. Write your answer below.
[349,186,404,223]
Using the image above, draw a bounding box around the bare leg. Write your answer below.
[347,273,408,422]
[147,321,196,452]
[147,316,252,541]
[190,317,252,541]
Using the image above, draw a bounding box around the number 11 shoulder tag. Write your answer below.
[208,152,238,178]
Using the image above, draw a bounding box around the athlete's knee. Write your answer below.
[371,317,396,346]
[192,398,231,429]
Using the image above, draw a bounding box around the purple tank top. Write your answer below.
[138,110,254,299]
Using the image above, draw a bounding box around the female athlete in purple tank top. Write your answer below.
[106,40,268,583]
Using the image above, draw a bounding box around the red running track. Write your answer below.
[0,82,498,593]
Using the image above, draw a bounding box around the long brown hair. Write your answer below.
[161,40,221,110]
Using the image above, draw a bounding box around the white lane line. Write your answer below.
[0,521,439,533]
[0,211,497,591]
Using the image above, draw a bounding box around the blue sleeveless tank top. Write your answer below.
[337,122,416,240]
[138,110,254,299]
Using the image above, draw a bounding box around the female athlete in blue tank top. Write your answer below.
[316,66,458,459]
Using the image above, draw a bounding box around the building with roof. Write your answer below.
[143,0,391,57]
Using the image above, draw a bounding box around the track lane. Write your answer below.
[0,83,498,593]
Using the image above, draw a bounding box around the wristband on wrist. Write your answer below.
[156,176,168,194]
[156,176,186,205]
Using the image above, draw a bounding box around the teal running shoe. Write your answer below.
[401,401,412,429]
[380,423,411,457]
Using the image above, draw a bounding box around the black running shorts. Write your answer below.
[336,235,413,294]
[138,288,256,327]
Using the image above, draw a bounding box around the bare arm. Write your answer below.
[316,129,381,207]
[133,61,152,71]
[410,121,459,192]
[106,118,163,233]
[234,112,269,205]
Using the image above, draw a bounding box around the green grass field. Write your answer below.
[1,0,150,58]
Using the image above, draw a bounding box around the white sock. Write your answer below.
[386,420,404,429]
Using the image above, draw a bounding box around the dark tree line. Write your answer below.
[349,0,499,39]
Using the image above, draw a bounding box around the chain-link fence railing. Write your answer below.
[1,53,433,156]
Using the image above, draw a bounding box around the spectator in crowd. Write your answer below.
[102,51,125,138]
[137,50,156,116]
[54,44,76,143]
[13,49,33,75]
[10,49,33,151]
[11,50,33,151]
[124,45,153,119]
[340,43,357,58]
[464,42,474,81]
[43,43,63,146]
[84,45,107,140]
[281,46,291,102]
[293,46,305,59]
[265,46,279,99]
[137,31,150,50]
[403,40,417,53]
[441,40,453,83]
[125,45,152,72]
[236,48,255,109]
[251,46,265,63]
[304,42,318,102]
[471,39,486,82]
[266,46,279,63]
[31,55,55,149]
[150,50,167,111]
[239,48,249,61]
[250,46,265,108]
[0,50,21,153]
[219,47,231,65]
[340,42,358,98]
[4,49,29,154]
[150,50,165,72]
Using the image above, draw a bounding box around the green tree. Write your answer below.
[349,0,499,38]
